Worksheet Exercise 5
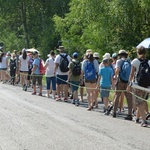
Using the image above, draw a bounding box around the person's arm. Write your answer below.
[115,67,120,79]
[111,75,115,90]
[54,63,59,75]
[67,62,72,82]
[31,64,37,75]
[44,59,49,69]
[97,75,101,89]
[126,65,136,91]
[67,69,71,82]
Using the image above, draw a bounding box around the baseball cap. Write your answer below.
[72,52,78,58]
[57,46,65,52]
[33,51,38,55]
[112,53,117,58]
[93,52,99,58]
[103,53,111,59]
[118,50,127,55]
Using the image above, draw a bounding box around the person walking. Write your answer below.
[67,52,82,106]
[97,58,114,115]
[9,53,17,85]
[93,52,100,108]
[82,51,99,110]
[54,46,71,102]
[31,51,43,96]
[44,50,56,98]
[0,52,8,83]
[19,49,30,91]
[127,46,150,127]
[112,50,133,120]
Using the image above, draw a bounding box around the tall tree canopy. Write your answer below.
[0,0,150,59]
[54,0,150,57]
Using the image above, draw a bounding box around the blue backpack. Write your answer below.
[119,60,131,83]
[85,60,96,80]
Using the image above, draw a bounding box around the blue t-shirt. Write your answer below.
[33,58,40,74]
[99,66,113,88]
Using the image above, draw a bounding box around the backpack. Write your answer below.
[59,54,69,72]
[39,59,45,74]
[119,60,131,83]
[85,60,96,80]
[72,61,81,76]
[10,59,16,71]
[136,59,150,87]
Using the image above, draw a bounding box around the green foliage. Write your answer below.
[0,0,150,60]
[54,0,150,59]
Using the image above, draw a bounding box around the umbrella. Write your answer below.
[26,48,39,53]
[136,37,150,48]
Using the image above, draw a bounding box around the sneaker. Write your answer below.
[32,92,36,95]
[103,107,107,113]
[76,99,80,106]
[24,85,27,91]
[70,94,73,99]
[124,115,132,121]
[38,93,42,96]
[87,105,93,111]
[146,113,150,120]
[64,98,68,102]
[55,96,61,101]
[104,110,110,116]
[45,94,50,98]
[140,121,148,127]
[135,118,139,123]
[112,112,116,118]
[72,99,75,104]
[108,105,113,112]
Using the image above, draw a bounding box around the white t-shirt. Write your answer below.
[131,58,150,82]
[19,55,30,71]
[45,57,55,77]
[0,56,7,69]
[54,53,71,75]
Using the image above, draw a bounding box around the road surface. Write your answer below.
[0,83,150,150]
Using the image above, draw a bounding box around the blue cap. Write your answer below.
[72,52,78,58]
[112,53,117,58]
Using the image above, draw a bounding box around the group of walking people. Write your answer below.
[0,45,150,127]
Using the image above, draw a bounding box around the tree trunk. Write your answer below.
[20,1,29,48]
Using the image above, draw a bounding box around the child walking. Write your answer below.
[97,58,114,115]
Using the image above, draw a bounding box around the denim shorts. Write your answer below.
[70,81,80,92]
[46,76,56,90]
[56,75,68,85]
[100,87,110,98]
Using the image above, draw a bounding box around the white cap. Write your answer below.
[103,53,111,59]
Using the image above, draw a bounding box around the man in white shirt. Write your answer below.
[54,46,71,101]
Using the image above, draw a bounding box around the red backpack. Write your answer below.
[39,59,45,75]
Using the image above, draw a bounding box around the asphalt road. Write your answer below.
[0,83,150,150]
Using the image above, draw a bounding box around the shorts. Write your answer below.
[20,71,28,73]
[46,76,56,90]
[32,74,42,86]
[100,87,110,98]
[56,75,68,85]
[133,88,148,105]
[70,81,80,92]
[85,78,96,83]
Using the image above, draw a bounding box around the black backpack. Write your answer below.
[10,59,16,71]
[72,61,81,76]
[59,54,69,72]
[136,59,150,87]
